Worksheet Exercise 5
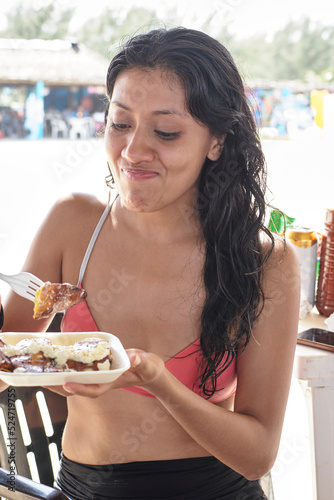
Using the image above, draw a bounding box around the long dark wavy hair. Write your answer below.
[105,27,274,397]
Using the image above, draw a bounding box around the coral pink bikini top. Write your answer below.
[61,193,237,404]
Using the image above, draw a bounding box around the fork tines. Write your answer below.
[27,280,43,297]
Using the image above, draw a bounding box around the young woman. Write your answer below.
[1,28,300,499]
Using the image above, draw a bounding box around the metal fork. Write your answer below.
[0,272,44,302]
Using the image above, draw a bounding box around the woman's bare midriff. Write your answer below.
[62,387,235,465]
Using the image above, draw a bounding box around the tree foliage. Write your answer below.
[0,2,74,40]
[77,7,162,59]
[1,2,333,84]
[269,18,334,81]
[218,17,334,84]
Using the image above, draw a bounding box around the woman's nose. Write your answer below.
[122,128,155,163]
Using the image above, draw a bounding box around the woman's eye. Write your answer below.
[110,122,129,131]
[155,130,180,141]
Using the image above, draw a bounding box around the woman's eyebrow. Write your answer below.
[110,100,130,110]
[152,109,187,117]
[110,100,187,117]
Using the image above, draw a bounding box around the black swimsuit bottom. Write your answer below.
[56,454,267,500]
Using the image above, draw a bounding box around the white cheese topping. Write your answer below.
[2,338,56,358]
[1,336,112,370]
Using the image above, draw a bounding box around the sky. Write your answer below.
[0,0,334,40]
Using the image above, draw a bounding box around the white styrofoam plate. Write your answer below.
[0,331,130,386]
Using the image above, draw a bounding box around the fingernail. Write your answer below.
[64,385,76,394]
[132,354,141,367]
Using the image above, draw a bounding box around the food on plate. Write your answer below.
[33,281,87,320]
[0,336,113,373]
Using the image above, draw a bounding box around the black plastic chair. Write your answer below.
[0,386,69,500]
[0,467,70,499]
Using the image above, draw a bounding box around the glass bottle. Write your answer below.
[316,208,334,317]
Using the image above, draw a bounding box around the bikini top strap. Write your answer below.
[78,191,118,285]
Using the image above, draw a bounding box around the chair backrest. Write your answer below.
[0,386,67,487]
[0,466,70,500]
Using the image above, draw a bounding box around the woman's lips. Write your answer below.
[121,168,158,181]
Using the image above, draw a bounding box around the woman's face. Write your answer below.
[105,67,221,213]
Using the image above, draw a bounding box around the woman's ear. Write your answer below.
[207,134,226,161]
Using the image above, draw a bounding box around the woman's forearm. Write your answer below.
[149,370,276,480]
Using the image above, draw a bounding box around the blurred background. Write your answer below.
[1,1,334,498]
[2,0,334,143]
[0,0,333,231]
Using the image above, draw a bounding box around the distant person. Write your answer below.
[1,27,300,499]
[24,91,44,139]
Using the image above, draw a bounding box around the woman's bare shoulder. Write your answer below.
[260,230,300,298]
[260,229,298,264]
[40,193,108,238]
[20,193,110,285]
[51,193,107,221]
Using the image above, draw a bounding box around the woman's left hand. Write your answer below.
[45,349,166,399]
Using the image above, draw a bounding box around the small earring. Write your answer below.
[105,162,116,189]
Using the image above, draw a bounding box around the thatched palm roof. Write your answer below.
[0,38,109,86]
